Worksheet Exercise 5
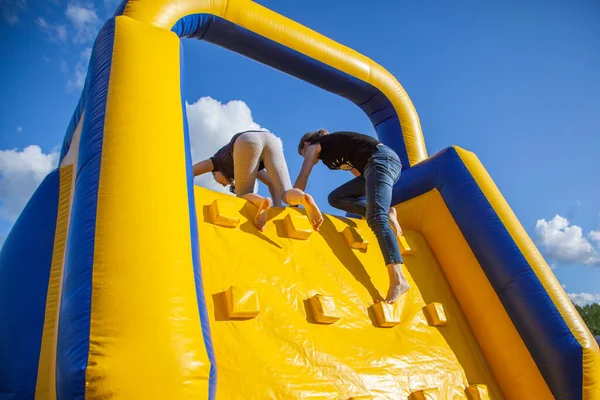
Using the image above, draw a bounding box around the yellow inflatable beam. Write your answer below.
[122,0,427,167]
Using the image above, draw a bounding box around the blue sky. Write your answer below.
[0,0,599,303]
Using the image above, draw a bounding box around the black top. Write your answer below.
[309,131,381,174]
[210,130,266,180]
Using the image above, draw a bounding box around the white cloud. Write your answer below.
[0,234,5,250]
[65,3,100,43]
[35,17,67,42]
[16,126,22,133]
[590,231,600,246]
[66,47,92,92]
[535,215,600,267]
[1,0,26,25]
[186,97,263,194]
[0,145,59,222]
[568,292,600,307]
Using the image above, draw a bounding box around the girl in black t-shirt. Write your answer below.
[193,130,322,232]
[295,129,410,304]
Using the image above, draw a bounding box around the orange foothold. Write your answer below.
[209,199,240,228]
[409,388,439,400]
[398,235,414,255]
[283,213,313,240]
[423,302,447,326]
[343,226,369,250]
[372,301,401,327]
[308,294,342,324]
[225,286,260,319]
[465,384,490,400]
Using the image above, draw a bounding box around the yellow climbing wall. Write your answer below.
[194,187,504,399]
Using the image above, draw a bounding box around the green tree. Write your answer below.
[574,303,600,337]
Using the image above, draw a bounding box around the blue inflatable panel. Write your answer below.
[55,18,116,400]
[391,147,582,399]
[171,14,410,170]
[0,169,60,399]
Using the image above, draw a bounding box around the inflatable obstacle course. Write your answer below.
[0,0,598,399]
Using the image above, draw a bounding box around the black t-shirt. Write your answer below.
[209,130,266,180]
[310,131,380,174]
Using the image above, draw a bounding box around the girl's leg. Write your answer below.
[240,193,272,232]
[282,189,323,231]
[327,176,367,216]
[233,134,271,231]
[364,151,409,303]
[261,133,323,230]
[327,175,402,235]
[388,207,403,237]
[385,262,410,303]
[260,133,292,197]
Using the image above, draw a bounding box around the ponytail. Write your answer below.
[297,129,328,155]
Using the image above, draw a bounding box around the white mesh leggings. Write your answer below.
[232,131,293,199]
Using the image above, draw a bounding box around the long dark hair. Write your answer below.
[297,129,328,155]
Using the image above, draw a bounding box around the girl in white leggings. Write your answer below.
[193,130,323,232]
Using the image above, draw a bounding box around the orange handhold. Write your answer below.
[343,226,369,250]
[465,384,490,400]
[372,301,401,327]
[283,212,313,240]
[225,286,260,319]
[399,235,414,255]
[209,200,240,228]
[308,294,342,324]
[423,302,447,326]
[409,388,439,400]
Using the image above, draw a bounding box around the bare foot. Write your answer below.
[385,263,410,303]
[388,207,402,237]
[255,197,272,232]
[302,194,323,231]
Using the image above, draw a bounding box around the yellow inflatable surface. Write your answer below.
[196,187,502,399]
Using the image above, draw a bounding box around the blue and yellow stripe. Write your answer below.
[392,146,600,399]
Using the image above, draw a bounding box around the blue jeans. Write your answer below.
[328,145,403,265]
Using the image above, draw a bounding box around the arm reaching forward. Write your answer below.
[192,159,214,177]
[294,144,320,191]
